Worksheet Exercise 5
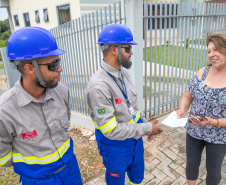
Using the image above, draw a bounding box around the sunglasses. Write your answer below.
[37,58,61,71]
[121,46,132,54]
[109,45,132,54]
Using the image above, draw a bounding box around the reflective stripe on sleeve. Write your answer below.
[129,119,135,124]
[93,116,117,134]
[0,151,12,165]
[135,110,141,123]
[129,180,143,185]
[12,139,70,164]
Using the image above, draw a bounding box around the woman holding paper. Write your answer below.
[176,33,226,185]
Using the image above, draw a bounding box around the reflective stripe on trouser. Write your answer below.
[13,138,74,178]
[98,137,144,185]
[129,181,143,185]
[20,154,83,185]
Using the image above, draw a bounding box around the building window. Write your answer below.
[23,13,30,26]
[14,15,19,26]
[57,4,71,25]
[35,11,40,23]
[43,9,49,22]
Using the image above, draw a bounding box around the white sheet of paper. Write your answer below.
[161,111,188,128]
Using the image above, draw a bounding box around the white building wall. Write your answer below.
[9,0,80,30]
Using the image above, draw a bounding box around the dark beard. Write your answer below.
[35,79,58,89]
[121,58,132,69]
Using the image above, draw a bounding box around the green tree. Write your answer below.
[1,30,11,40]
[0,19,10,33]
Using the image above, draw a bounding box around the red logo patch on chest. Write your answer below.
[109,172,120,177]
[115,98,123,104]
[22,130,38,140]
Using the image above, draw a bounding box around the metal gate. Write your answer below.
[50,1,124,116]
[143,1,226,119]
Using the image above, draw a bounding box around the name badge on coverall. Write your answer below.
[129,106,136,120]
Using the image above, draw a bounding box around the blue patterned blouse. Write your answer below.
[185,66,226,144]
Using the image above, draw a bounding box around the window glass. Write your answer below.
[23,13,30,26]
[14,15,19,26]
[35,11,40,23]
[57,4,71,25]
[43,9,49,22]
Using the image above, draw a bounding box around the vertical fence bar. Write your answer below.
[78,18,87,114]
[157,2,163,115]
[89,14,95,76]
[118,1,122,24]
[149,1,153,119]
[71,20,82,112]
[170,2,177,111]
[166,2,172,112]
[114,3,117,23]
[104,7,108,25]
[162,2,167,114]
[173,2,181,109]
[180,3,188,99]
[92,12,98,72]
[64,23,76,112]
[109,5,112,24]
[184,3,192,92]
[153,2,158,117]
[177,2,185,107]
[144,1,148,119]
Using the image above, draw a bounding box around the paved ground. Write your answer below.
[84,121,226,185]
[0,72,226,185]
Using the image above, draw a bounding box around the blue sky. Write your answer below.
[0,8,8,21]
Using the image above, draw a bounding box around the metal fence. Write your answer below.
[143,2,226,119]
[50,1,124,116]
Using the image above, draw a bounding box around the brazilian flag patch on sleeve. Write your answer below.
[98,108,105,114]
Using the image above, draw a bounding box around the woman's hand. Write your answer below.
[175,108,186,118]
[189,115,218,127]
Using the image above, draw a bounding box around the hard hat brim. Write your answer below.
[7,49,65,60]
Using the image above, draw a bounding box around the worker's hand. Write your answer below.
[147,119,162,141]
[175,108,186,118]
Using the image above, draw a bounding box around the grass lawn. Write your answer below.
[143,45,207,71]
[0,39,7,48]
[0,64,4,69]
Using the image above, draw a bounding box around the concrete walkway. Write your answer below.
[84,115,226,185]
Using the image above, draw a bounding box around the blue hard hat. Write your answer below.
[7,26,65,60]
[97,24,137,45]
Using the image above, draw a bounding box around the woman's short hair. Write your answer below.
[206,33,226,66]
[206,33,226,54]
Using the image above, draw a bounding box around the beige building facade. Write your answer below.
[9,0,80,30]
[0,0,124,31]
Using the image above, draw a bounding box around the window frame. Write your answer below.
[56,3,71,26]
[23,13,31,27]
[14,15,19,26]
[35,10,40,23]
[43,8,49,22]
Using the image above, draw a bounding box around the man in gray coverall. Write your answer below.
[0,27,83,185]
[86,23,162,185]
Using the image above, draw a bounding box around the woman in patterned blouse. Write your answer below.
[176,33,226,185]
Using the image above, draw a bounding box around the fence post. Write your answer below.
[125,0,143,112]
[0,47,20,88]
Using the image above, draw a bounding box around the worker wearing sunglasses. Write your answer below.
[86,23,162,185]
[2,27,83,185]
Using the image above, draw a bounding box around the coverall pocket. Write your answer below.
[19,130,38,147]
[128,88,138,107]
[59,113,70,141]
